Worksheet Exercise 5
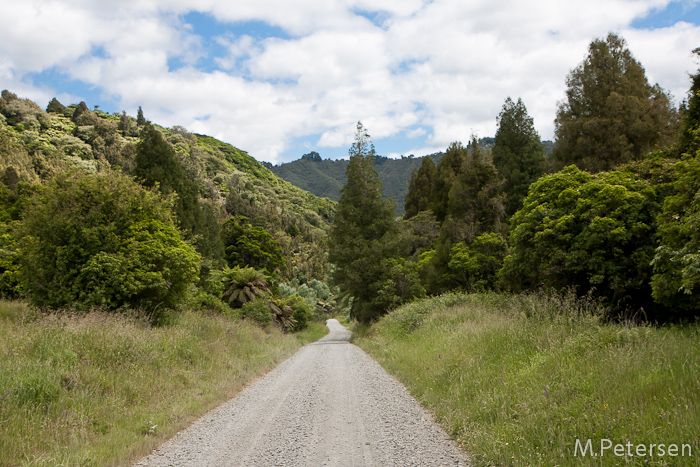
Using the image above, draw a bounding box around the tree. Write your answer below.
[678,47,700,156]
[443,137,505,244]
[404,156,436,219]
[554,33,678,172]
[19,172,200,314]
[426,137,505,293]
[492,97,546,217]
[137,106,146,126]
[651,153,700,314]
[447,232,508,292]
[134,125,201,231]
[501,165,660,312]
[329,122,413,322]
[430,142,468,223]
[46,98,65,114]
[221,216,285,274]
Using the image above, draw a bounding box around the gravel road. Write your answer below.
[134,319,469,466]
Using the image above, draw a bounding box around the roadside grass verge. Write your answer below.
[354,292,700,466]
[0,301,326,467]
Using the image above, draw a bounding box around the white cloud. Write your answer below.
[1,0,699,164]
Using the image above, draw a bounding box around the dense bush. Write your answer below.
[19,172,200,313]
[651,152,700,313]
[501,165,660,312]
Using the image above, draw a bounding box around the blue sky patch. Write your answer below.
[632,1,700,29]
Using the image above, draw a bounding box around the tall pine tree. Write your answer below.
[328,122,400,322]
[404,156,436,220]
[492,97,546,217]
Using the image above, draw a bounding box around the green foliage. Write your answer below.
[373,257,426,312]
[678,47,700,156]
[46,97,65,114]
[356,293,699,467]
[443,137,505,242]
[134,124,199,231]
[136,106,146,126]
[19,172,200,313]
[447,232,508,292]
[221,216,284,274]
[502,165,660,312]
[240,298,273,326]
[554,33,678,172]
[329,122,407,323]
[492,97,546,217]
[404,156,436,219]
[271,294,310,331]
[196,134,275,182]
[217,266,272,308]
[134,124,224,262]
[420,138,506,294]
[651,152,700,313]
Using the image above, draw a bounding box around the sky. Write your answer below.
[1,0,699,165]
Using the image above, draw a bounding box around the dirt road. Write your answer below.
[134,319,469,466]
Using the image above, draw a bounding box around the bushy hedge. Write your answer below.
[19,172,200,313]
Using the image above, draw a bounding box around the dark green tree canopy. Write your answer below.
[46,98,65,114]
[19,172,200,312]
[221,216,285,274]
[134,124,201,232]
[678,47,700,156]
[554,33,678,172]
[404,156,436,220]
[430,142,468,223]
[492,97,546,217]
[329,122,419,322]
[651,153,700,313]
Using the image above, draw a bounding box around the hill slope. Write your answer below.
[0,90,334,281]
[271,152,445,214]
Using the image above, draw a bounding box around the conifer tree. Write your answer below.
[492,97,546,217]
[404,156,436,220]
[328,122,400,322]
[136,106,146,126]
[46,97,65,114]
[430,142,468,223]
[678,47,700,156]
[134,125,201,234]
[554,33,677,172]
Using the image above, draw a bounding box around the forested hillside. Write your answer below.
[271,151,444,214]
[0,92,335,325]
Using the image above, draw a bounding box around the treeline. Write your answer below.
[0,93,337,328]
[330,34,699,323]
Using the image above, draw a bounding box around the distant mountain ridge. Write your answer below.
[271,137,554,214]
[270,152,443,214]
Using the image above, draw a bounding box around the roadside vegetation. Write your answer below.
[0,300,326,467]
[354,292,700,466]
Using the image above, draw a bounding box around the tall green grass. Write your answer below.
[355,292,700,466]
[0,301,326,467]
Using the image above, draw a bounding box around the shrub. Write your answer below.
[240,299,272,326]
[19,172,200,314]
[501,165,659,312]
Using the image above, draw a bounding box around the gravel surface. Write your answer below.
[134,319,469,466]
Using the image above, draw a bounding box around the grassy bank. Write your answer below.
[0,301,327,467]
[354,292,700,466]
